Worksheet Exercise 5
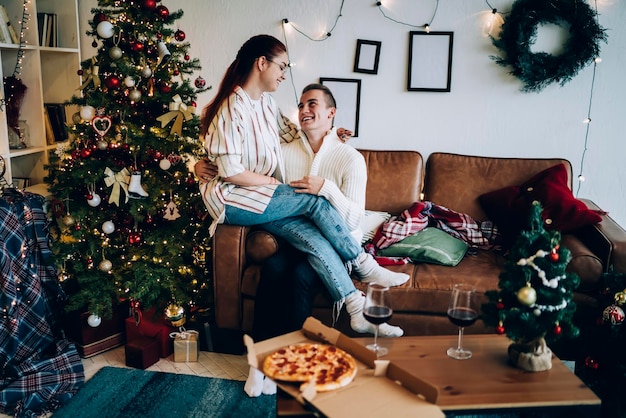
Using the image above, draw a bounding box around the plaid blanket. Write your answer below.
[0,191,84,417]
[364,201,500,266]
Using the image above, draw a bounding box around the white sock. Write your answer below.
[354,253,409,287]
[344,291,404,337]
[244,366,264,397]
[262,377,277,395]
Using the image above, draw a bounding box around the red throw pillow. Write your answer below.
[479,163,602,243]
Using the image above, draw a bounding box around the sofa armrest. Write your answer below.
[212,224,251,330]
[575,199,626,274]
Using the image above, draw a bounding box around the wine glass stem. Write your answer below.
[374,325,379,352]
[457,327,464,351]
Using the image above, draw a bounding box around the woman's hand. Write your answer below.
[194,158,219,182]
[290,176,324,195]
[336,128,354,143]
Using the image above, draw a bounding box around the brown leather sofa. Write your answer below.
[211,151,626,339]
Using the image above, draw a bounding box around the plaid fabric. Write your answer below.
[0,192,84,417]
[364,201,500,266]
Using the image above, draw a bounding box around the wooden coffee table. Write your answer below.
[366,334,601,417]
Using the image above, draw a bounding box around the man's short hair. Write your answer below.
[302,83,336,108]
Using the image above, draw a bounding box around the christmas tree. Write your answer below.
[482,201,580,345]
[575,272,626,417]
[44,0,211,323]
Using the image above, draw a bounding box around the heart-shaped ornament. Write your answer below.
[92,115,112,137]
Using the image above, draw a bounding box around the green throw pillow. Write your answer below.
[378,227,469,266]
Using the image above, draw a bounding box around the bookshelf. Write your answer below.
[0,0,80,189]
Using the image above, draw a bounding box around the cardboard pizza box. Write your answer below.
[244,317,444,418]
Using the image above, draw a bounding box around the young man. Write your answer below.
[196,84,408,395]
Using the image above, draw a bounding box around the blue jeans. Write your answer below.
[224,185,359,302]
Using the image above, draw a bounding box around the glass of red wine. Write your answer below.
[446,283,479,360]
[363,283,393,357]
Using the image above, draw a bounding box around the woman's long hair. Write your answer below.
[200,35,287,137]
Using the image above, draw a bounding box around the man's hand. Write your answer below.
[289,176,325,195]
[337,128,354,143]
[194,158,219,182]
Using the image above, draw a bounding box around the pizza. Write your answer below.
[262,343,357,392]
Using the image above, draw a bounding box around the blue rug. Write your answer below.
[53,366,276,418]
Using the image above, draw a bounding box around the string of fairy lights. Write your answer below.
[278,0,603,197]
[0,0,605,195]
[0,0,28,112]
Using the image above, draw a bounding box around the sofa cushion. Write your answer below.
[360,210,392,244]
[478,163,602,243]
[377,227,469,266]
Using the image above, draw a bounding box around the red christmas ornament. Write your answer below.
[156,5,169,18]
[131,41,144,53]
[184,54,190,61]
[105,75,121,89]
[159,83,172,94]
[496,301,505,310]
[584,356,599,370]
[602,304,625,325]
[94,13,107,24]
[174,29,186,42]
[142,0,157,10]
[157,33,163,40]
[495,323,505,335]
[553,324,562,335]
[194,76,206,88]
[128,230,143,245]
[77,69,84,76]
[549,245,560,261]
[80,149,92,158]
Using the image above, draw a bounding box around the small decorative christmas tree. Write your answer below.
[45,1,212,325]
[482,201,580,370]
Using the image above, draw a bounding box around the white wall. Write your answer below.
[79,1,626,228]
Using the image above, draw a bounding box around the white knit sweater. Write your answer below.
[281,128,367,242]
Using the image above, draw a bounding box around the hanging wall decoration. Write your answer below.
[490,0,607,93]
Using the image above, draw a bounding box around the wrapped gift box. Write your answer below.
[172,330,199,362]
[62,300,130,358]
[125,308,176,358]
[125,336,160,369]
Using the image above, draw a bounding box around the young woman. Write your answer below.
[200,35,404,336]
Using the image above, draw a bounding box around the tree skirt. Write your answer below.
[53,366,275,418]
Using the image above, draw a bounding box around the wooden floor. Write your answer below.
[82,345,250,381]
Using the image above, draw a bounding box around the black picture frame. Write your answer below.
[407,31,454,92]
[354,39,381,74]
[319,78,361,137]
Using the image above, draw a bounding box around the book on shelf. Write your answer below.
[0,5,15,44]
[37,12,57,47]
[43,107,56,145]
[44,103,68,142]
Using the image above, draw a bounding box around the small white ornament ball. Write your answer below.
[124,76,136,87]
[87,314,102,327]
[96,21,115,39]
[102,220,115,234]
[88,193,102,207]
[97,140,108,150]
[80,105,96,121]
[141,66,152,78]
[129,88,142,102]
[159,158,171,170]
[109,46,122,60]
[99,259,113,272]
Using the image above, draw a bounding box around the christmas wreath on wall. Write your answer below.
[491,0,607,93]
